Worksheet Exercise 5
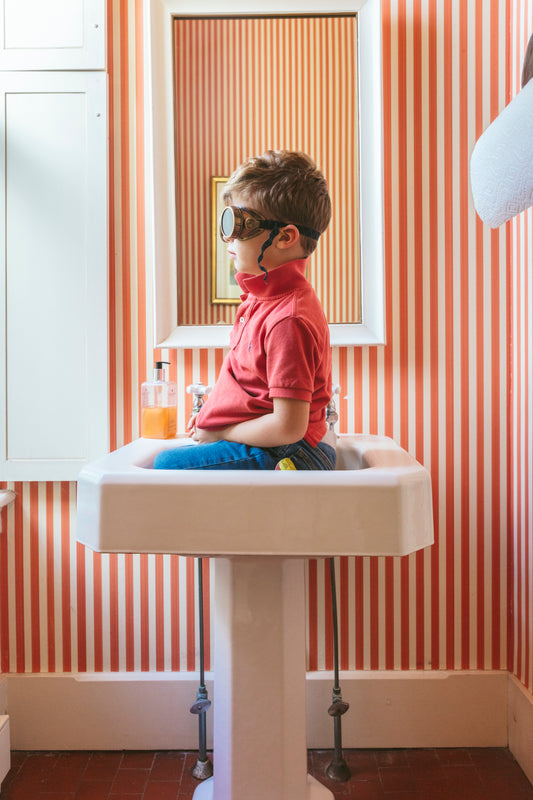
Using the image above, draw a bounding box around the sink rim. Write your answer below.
[76,433,435,558]
[80,433,423,483]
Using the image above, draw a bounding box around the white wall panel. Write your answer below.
[0,0,105,70]
[0,72,108,479]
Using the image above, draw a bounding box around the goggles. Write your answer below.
[219,206,321,243]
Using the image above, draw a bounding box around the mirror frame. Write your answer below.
[144,0,384,348]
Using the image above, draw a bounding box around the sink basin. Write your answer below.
[76,434,433,557]
[76,434,433,800]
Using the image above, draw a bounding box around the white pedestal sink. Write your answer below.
[77,434,433,800]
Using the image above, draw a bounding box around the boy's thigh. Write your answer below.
[153,440,278,470]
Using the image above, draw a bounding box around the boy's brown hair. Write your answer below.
[223,150,331,256]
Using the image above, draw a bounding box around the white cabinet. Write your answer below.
[0,0,105,70]
[0,72,108,480]
[0,0,108,481]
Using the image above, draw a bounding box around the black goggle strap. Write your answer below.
[293,223,321,241]
[257,223,280,281]
[258,219,321,241]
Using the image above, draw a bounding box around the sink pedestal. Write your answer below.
[193,556,333,800]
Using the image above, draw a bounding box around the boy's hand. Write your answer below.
[191,426,225,444]
[187,412,198,438]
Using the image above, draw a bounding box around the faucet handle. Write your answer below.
[186,382,213,417]
[186,382,212,397]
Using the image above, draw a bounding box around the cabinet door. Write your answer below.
[0,72,108,480]
[0,0,105,70]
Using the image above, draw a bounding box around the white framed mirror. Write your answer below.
[144,0,384,348]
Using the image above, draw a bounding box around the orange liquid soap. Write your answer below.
[140,361,178,439]
[141,405,177,439]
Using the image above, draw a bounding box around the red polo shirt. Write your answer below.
[196,259,332,447]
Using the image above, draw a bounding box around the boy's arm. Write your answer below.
[192,397,310,448]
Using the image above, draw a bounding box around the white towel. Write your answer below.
[470,78,533,228]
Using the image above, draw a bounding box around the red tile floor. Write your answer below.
[1,748,533,799]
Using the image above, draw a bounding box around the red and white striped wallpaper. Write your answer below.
[1,0,532,697]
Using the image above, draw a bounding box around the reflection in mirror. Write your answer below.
[174,14,361,327]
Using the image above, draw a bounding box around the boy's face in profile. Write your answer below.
[223,195,272,276]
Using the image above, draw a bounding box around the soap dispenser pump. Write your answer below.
[141,361,177,439]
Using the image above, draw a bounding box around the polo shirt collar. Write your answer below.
[236,259,308,299]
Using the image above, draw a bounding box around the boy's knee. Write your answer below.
[153,448,191,469]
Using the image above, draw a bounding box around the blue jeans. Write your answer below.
[152,438,336,471]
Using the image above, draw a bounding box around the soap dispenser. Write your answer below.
[141,361,177,439]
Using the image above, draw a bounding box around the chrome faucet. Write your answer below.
[326,384,341,431]
[186,382,212,425]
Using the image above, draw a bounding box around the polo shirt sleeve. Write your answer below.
[265,316,318,402]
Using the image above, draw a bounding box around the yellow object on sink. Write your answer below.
[275,457,297,470]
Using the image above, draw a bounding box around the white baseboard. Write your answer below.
[307,670,508,748]
[5,670,510,751]
[7,672,208,751]
[508,674,533,784]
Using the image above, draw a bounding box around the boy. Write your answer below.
[154,150,335,470]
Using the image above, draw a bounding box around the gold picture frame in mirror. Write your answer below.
[211,177,241,305]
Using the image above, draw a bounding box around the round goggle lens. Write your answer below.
[220,207,236,240]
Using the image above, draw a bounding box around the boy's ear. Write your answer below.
[276,224,300,249]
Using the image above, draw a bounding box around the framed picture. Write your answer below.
[211,176,241,305]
